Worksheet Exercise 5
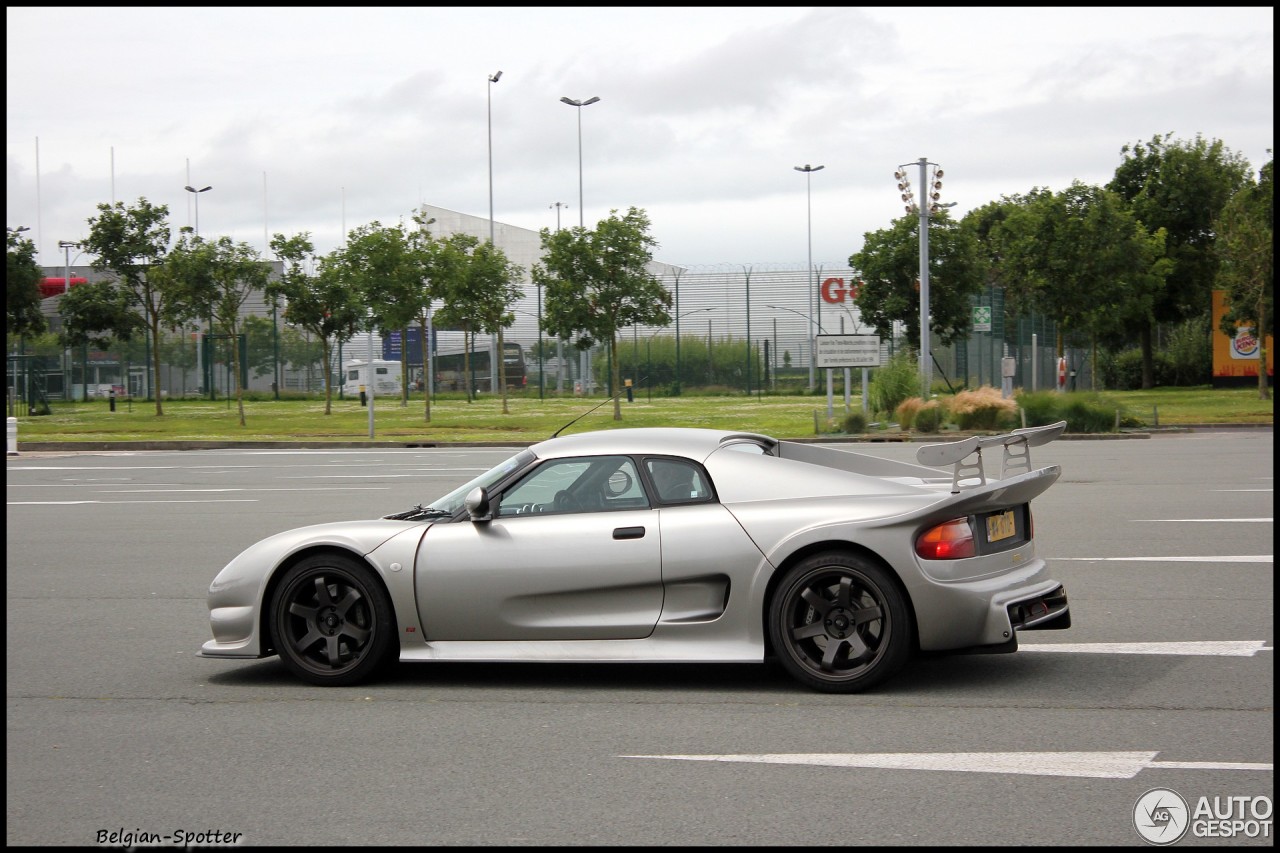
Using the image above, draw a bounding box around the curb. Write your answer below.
[10,423,1270,454]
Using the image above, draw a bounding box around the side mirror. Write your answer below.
[464,486,492,522]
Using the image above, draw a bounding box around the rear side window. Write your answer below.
[645,458,712,504]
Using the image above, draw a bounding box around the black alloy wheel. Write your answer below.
[270,555,394,686]
[769,552,911,693]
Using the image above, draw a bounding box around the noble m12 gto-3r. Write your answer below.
[200,424,1071,693]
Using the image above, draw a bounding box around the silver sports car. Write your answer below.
[200,423,1071,693]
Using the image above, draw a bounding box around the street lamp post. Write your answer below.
[794,164,824,390]
[486,70,503,394]
[560,95,599,391]
[560,96,600,229]
[549,202,569,394]
[487,71,502,245]
[184,184,212,237]
[184,184,213,398]
[58,240,81,400]
[895,158,944,398]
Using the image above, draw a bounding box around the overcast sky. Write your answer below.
[6,7,1273,273]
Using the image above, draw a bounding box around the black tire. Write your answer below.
[270,554,394,686]
[768,552,911,693]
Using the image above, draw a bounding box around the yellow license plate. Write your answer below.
[986,509,1017,542]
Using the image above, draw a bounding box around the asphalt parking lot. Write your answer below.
[5,432,1273,846]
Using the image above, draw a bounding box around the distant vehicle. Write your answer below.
[434,341,526,391]
[199,423,1072,693]
[341,360,402,399]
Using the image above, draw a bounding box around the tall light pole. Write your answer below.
[487,71,502,244]
[184,184,212,237]
[560,95,600,393]
[549,202,569,394]
[486,70,503,392]
[895,158,943,398]
[794,164,824,390]
[560,96,600,228]
[185,184,213,398]
[59,240,80,401]
[549,201,568,231]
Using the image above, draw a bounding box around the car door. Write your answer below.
[413,455,663,641]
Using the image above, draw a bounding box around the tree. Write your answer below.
[266,233,364,414]
[1108,133,1252,387]
[240,314,278,380]
[7,229,46,338]
[167,234,270,426]
[339,221,429,409]
[431,233,486,405]
[994,182,1171,386]
[533,207,672,420]
[461,239,525,414]
[78,198,181,415]
[849,211,984,351]
[1215,157,1273,399]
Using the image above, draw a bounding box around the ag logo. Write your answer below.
[1134,787,1190,845]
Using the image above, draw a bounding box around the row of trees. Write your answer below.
[850,134,1272,398]
[8,133,1271,413]
[7,202,673,423]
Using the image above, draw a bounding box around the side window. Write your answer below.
[496,456,648,517]
[646,458,711,504]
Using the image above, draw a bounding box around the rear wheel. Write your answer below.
[270,554,394,686]
[769,552,911,693]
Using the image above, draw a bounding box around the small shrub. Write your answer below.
[1016,389,1127,432]
[948,385,1017,431]
[1016,390,1061,427]
[895,396,924,430]
[913,399,945,433]
[870,352,921,416]
[841,410,869,434]
[1060,394,1122,433]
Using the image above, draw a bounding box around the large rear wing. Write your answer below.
[916,420,1067,494]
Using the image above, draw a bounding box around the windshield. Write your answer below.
[428,448,536,516]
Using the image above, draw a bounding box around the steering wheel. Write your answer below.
[552,490,580,513]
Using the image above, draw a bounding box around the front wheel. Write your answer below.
[768,552,911,693]
[270,554,394,686]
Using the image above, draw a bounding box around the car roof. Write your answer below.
[529,427,777,462]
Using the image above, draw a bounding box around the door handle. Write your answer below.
[613,526,645,540]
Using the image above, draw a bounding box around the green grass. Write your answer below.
[9,385,1271,445]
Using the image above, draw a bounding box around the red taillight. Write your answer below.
[915,517,976,560]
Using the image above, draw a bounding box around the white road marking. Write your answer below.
[1019,641,1271,656]
[8,499,259,505]
[94,487,389,493]
[1133,518,1271,523]
[1054,556,1272,562]
[620,752,1274,779]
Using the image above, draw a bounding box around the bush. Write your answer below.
[948,385,1017,431]
[870,351,920,417]
[1060,393,1123,433]
[913,399,946,433]
[1016,390,1060,427]
[1099,348,1174,390]
[895,396,924,430]
[841,410,869,434]
[1015,389,1125,432]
